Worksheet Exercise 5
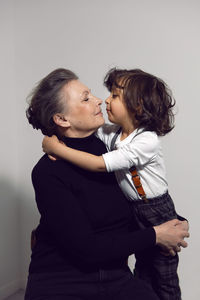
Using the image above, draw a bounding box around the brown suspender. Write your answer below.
[129,166,148,202]
[111,128,148,202]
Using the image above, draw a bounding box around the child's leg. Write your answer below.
[134,246,181,300]
[132,192,182,300]
[153,247,180,300]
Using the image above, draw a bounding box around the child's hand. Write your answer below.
[42,135,60,154]
[48,154,58,161]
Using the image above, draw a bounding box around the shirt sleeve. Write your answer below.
[33,169,156,266]
[102,131,159,172]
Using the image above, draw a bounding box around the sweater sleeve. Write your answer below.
[33,170,156,265]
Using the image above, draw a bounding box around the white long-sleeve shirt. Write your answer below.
[96,124,168,201]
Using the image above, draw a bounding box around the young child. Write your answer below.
[42,68,183,300]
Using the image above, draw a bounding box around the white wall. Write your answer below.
[0,1,21,298]
[1,0,200,299]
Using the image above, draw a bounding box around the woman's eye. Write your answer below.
[112,94,118,98]
[83,98,89,101]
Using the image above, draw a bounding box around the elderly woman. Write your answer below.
[25,68,188,300]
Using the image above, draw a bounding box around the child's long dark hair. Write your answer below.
[104,68,175,136]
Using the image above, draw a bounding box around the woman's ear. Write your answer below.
[53,114,70,128]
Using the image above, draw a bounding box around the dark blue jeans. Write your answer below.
[24,265,159,300]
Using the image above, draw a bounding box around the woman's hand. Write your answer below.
[154,219,189,256]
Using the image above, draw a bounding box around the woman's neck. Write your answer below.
[58,127,96,139]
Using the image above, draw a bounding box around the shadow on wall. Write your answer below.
[0,178,21,297]
[0,177,40,293]
[0,178,20,264]
[17,186,40,288]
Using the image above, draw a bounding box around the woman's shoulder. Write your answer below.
[32,154,73,183]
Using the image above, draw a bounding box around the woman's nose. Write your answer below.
[95,97,103,105]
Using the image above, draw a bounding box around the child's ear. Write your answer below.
[137,105,143,116]
[136,99,143,115]
[53,114,70,128]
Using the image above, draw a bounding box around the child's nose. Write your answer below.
[105,96,110,104]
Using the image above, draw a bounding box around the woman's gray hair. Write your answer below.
[26,68,78,136]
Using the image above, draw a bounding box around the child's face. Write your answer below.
[105,87,132,127]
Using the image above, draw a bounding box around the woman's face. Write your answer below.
[62,80,104,137]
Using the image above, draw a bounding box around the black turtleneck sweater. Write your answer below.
[29,133,155,274]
